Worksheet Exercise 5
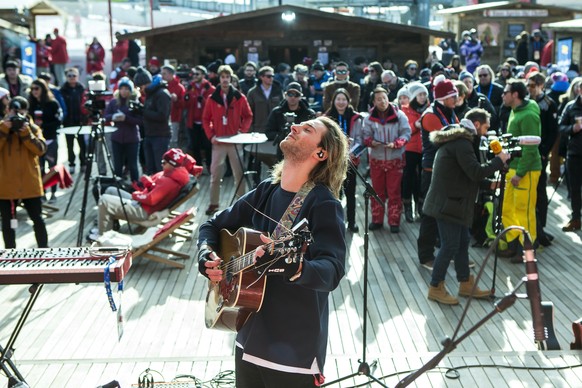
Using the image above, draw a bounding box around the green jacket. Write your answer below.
[507,99,542,176]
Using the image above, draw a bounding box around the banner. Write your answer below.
[556,38,573,74]
[21,40,36,78]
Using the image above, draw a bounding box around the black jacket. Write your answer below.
[534,93,559,158]
[560,95,582,157]
[143,82,172,137]
[423,126,504,227]
[60,82,85,126]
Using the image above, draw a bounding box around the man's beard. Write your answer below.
[280,138,311,163]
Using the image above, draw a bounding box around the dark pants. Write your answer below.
[536,159,549,233]
[402,151,421,204]
[235,347,317,388]
[112,141,140,182]
[65,134,86,168]
[417,170,438,264]
[143,136,170,175]
[430,218,470,286]
[343,164,357,225]
[0,198,48,248]
[188,123,212,168]
[567,155,582,220]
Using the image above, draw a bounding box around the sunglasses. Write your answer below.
[31,86,41,91]
[192,72,201,76]
[408,67,417,70]
[66,74,77,78]
[336,70,348,75]
[161,160,168,165]
[287,92,301,98]
[478,74,489,78]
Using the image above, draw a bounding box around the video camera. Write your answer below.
[482,133,541,159]
[85,80,113,114]
[273,112,297,146]
[128,100,144,115]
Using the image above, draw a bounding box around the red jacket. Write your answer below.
[36,44,52,68]
[86,42,105,73]
[166,76,186,123]
[51,35,69,64]
[111,40,129,67]
[401,105,423,154]
[202,85,252,140]
[184,79,215,127]
[131,166,190,214]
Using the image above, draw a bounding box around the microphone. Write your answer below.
[489,139,502,155]
[516,135,541,145]
[523,232,546,343]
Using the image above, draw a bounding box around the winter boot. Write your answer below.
[428,282,459,305]
[458,275,491,299]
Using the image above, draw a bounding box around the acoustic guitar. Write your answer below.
[205,223,309,332]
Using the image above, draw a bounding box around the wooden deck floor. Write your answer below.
[2,146,582,387]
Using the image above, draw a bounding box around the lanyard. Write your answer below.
[477,84,492,101]
[338,114,348,135]
[433,105,456,127]
[104,257,123,311]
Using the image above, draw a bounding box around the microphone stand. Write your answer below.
[323,160,386,387]
[489,165,508,298]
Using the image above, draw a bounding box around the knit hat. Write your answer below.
[148,56,160,67]
[285,82,303,95]
[407,82,428,101]
[117,77,134,93]
[458,70,474,83]
[550,72,570,93]
[207,60,222,73]
[433,74,458,101]
[133,67,153,87]
[396,85,411,100]
[0,87,9,100]
[163,148,186,167]
[311,62,325,71]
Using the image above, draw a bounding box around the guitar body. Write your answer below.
[205,228,266,332]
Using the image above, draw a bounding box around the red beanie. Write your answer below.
[149,56,160,67]
[433,74,458,101]
[163,148,186,167]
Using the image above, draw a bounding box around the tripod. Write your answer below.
[488,166,508,297]
[323,162,387,387]
[63,116,132,246]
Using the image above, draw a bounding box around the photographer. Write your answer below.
[0,96,48,248]
[104,77,143,183]
[266,82,315,161]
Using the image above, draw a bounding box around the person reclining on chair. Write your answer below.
[93,148,201,239]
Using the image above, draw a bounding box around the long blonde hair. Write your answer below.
[271,116,348,198]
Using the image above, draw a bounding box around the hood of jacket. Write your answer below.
[430,124,474,146]
[513,98,541,115]
[164,165,191,186]
[210,85,243,105]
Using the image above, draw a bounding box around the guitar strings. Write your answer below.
[241,198,294,238]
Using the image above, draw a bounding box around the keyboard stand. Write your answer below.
[0,283,43,385]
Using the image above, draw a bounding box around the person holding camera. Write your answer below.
[266,82,316,162]
[28,78,62,203]
[0,96,48,248]
[104,77,143,183]
[424,115,509,305]
[133,67,172,175]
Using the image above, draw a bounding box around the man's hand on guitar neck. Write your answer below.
[255,234,303,281]
[198,246,223,282]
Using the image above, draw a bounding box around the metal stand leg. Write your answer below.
[0,283,44,385]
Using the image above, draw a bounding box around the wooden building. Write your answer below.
[120,5,453,70]
[543,18,582,75]
[438,1,578,67]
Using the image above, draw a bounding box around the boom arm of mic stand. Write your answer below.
[349,159,383,206]
[394,279,523,388]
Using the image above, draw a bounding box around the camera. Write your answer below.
[9,113,27,132]
[85,80,113,114]
[273,112,297,146]
[482,133,522,159]
[128,100,144,114]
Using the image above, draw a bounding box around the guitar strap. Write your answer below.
[272,181,314,239]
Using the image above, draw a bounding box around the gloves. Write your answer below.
[255,252,302,280]
[198,246,214,278]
